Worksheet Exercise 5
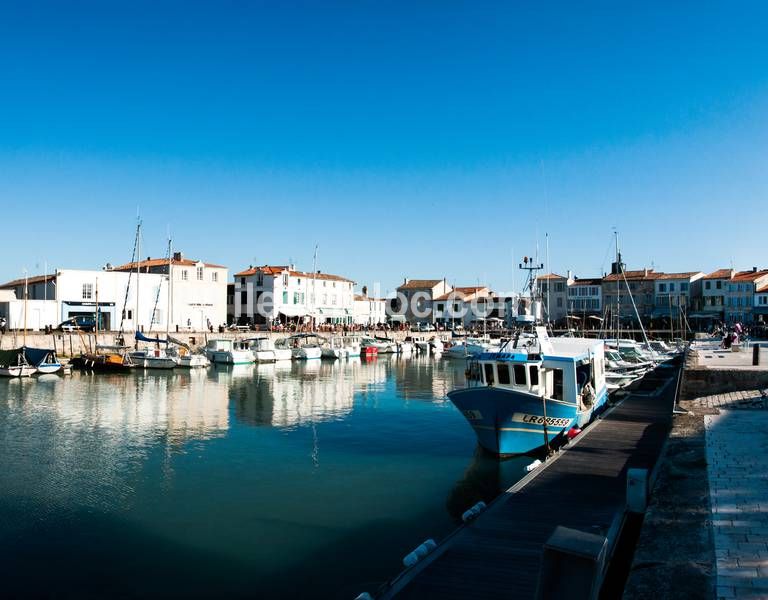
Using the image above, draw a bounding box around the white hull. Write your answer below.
[293,346,322,360]
[208,349,255,365]
[175,354,209,368]
[0,365,37,377]
[273,349,293,361]
[130,351,177,370]
[36,363,63,374]
[253,349,277,363]
[321,348,344,359]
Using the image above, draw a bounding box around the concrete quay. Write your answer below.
[0,329,449,357]
[625,346,768,600]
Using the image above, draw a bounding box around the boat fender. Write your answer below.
[461,501,487,523]
[567,426,582,440]
[402,539,437,567]
[525,459,542,472]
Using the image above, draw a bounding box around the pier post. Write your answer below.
[536,526,608,600]
[754,344,760,366]
[626,468,648,514]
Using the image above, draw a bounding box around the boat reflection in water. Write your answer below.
[445,448,530,523]
[0,354,535,599]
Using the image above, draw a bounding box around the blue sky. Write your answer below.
[1,1,767,294]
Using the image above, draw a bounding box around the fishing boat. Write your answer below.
[447,256,607,456]
[448,326,608,455]
[343,336,362,358]
[205,338,255,365]
[0,348,37,377]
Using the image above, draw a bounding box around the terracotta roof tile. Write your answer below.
[655,271,703,280]
[570,278,602,286]
[732,270,768,282]
[113,258,226,271]
[0,273,57,288]
[236,265,354,283]
[397,279,444,290]
[703,268,734,280]
[537,273,566,280]
[603,269,661,282]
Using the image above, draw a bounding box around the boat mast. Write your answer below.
[615,231,620,343]
[312,244,318,332]
[95,277,99,341]
[23,269,28,347]
[136,217,141,346]
[167,235,172,339]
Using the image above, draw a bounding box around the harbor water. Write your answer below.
[0,356,530,598]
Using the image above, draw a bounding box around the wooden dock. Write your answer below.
[377,364,681,600]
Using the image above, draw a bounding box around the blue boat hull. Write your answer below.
[448,386,608,455]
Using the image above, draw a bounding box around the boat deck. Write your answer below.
[378,364,680,600]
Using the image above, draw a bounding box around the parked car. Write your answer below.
[415,322,435,332]
[57,316,96,332]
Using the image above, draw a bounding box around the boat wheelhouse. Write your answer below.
[448,327,607,456]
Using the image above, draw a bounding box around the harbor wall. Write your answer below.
[0,330,451,357]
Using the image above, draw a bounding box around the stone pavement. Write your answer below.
[692,389,768,411]
[705,409,768,599]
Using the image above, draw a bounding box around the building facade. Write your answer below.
[234,265,356,326]
[353,294,387,326]
[112,252,228,330]
[535,274,571,323]
[395,279,451,324]
[602,260,660,324]
[652,272,705,320]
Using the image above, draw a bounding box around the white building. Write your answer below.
[0,252,228,332]
[234,264,356,326]
[353,294,387,326]
[112,252,228,331]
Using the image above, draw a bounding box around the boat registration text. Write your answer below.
[512,413,571,428]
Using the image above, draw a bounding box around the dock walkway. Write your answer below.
[379,366,680,600]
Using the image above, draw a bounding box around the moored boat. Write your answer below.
[0,348,37,377]
[448,327,608,456]
[205,339,255,365]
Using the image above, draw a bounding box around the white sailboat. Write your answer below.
[129,235,176,369]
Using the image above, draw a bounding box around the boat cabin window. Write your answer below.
[513,364,527,386]
[529,365,539,387]
[497,364,510,385]
[552,368,563,400]
[484,363,495,385]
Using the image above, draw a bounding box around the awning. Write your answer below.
[587,315,604,321]
[688,312,721,319]
[279,306,307,317]
[753,307,768,315]
[388,314,407,322]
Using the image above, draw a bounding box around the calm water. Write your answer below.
[0,356,528,599]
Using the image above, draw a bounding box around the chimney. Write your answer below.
[567,269,573,280]
[362,285,368,297]
[753,267,758,273]
[403,277,408,285]
[173,251,183,261]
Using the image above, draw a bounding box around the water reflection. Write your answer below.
[0,356,527,599]
[445,449,529,522]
